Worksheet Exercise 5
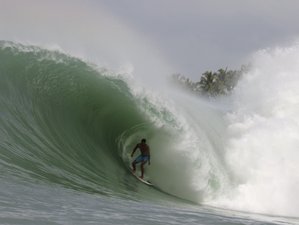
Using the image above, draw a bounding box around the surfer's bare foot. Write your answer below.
[139,176,143,179]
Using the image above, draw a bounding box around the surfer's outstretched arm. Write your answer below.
[131,144,139,157]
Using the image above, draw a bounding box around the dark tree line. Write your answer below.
[171,65,249,97]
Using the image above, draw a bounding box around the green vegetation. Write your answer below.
[171,65,249,97]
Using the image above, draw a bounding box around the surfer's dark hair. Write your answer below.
[141,138,146,143]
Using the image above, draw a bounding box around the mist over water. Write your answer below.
[212,44,299,217]
[119,39,299,217]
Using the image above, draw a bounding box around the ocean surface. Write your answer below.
[0,41,299,225]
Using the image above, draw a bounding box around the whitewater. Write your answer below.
[1,1,299,224]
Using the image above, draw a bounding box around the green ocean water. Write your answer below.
[0,41,297,225]
[0,41,154,195]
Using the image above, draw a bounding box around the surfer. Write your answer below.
[131,138,151,179]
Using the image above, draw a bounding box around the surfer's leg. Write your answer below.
[132,161,136,172]
[132,155,142,172]
[140,161,146,179]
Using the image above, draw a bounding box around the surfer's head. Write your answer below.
[141,138,146,143]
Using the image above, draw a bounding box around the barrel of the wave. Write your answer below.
[0,41,154,195]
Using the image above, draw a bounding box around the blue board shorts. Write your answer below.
[134,155,149,163]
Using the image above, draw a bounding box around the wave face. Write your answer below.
[0,41,153,196]
[1,41,299,220]
[0,41,226,204]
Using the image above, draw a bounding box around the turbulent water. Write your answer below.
[0,41,299,225]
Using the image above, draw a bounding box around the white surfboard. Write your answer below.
[130,169,153,186]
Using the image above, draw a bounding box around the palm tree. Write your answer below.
[199,71,216,95]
